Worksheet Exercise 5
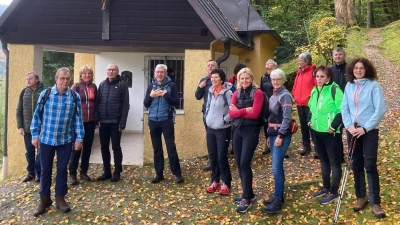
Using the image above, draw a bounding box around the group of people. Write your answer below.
[17,63,130,216]
[17,47,386,219]
[196,47,386,218]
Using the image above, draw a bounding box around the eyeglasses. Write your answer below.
[271,78,282,82]
[155,71,166,74]
[58,77,71,81]
[107,69,117,72]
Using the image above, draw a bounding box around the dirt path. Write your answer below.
[362,28,400,110]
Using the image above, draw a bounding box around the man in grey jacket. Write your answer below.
[16,72,46,183]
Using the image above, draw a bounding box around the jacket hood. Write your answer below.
[298,64,316,73]
[26,81,45,90]
[152,76,172,87]
[208,82,233,94]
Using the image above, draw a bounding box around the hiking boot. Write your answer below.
[206,181,221,193]
[151,175,164,183]
[236,199,252,213]
[203,160,211,171]
[284,154,289,158]
[219,183,230,195]
[300,144,311,156]
[55,196,71,213]
[263,196,285,206]
[313,152,319,159]
[313,188,328,198]
[80,172,91,181]
[33,196,53,217]
[22,173,35,182]
[261,197,283,214]
[354,196,369,212]
[262,146,270,155]
[230,150,234,155]
[97,173,112,181]
[234,195,256,204]
[69,174,78,185]
[371,204,386,218]
[35,173,41,183]
[111,173,121,182]
[175,174,184,184]
[320,193,338,205]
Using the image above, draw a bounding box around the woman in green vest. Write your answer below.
[308,65,343,205]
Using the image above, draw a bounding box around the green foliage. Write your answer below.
[42,51,74,87]
[297,16,347,65]
[379,20,400,67]
[251,0,333,65]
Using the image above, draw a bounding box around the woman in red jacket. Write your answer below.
[292,52,316,157]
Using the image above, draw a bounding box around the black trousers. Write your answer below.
[149,120,182,176]
[313,131,342,195]
[297,106,311,146]
[99,123,123,174]
[233,125,260,201]
[206,127,232,187]
[347,130,381,204]
[69,121,96,175]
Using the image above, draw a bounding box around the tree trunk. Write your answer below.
[347,0,356,26]
[335,0,348,25]
[367,0,371,28]
[381,0,393,22]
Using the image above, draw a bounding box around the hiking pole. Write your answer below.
[333,135,357,225]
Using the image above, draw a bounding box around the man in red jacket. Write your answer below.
[292,52,317,157]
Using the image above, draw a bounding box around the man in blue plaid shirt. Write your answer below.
[30,67,84,217]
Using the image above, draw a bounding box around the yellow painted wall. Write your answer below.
[74,54,96,83]
[238,34,280,85]
[143,50,212,163]
[210,34,280,86]
[7,45,37,176]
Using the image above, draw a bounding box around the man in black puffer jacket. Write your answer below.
[16,72,46,183]
[95,63,129,182]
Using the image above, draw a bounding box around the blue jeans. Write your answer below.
[23,133,41,174]
[233,125,260,201]
[39,142,72,197]
[270,134,292,200]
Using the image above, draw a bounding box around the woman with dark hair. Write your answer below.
[228,62,247,88]
[68,65,97,185]
[229,68,263,213]
[204,69,233,196]
[308,66,343,205]
[342,58,386,218]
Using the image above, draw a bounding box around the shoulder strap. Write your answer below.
[19,88,27,101]
[39,88,52,118]
[331,85,337,101]
[221,91,228,107]
[75,83,80,93]
[70,89,78,116]
[250,86,258,102]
